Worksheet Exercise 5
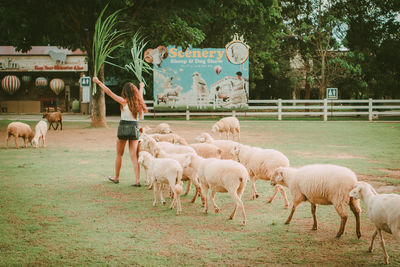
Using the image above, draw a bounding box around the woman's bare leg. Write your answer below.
[128,140,140,184]
[115,139,127,181]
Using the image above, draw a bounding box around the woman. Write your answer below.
[93,77,148,186]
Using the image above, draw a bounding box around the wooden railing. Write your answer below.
[144,99,400,121]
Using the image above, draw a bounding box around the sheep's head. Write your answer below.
[350,181,376,199]
[349,183,362,199]
[32,138,39,148]
[230,144,240,159]
[271,167,285,186]
[211,123,219,133]
[195,134,206,143]
[138,151,152,167]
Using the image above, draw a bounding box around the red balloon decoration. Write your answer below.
[1,75,21,95]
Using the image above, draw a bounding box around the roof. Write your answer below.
[0,46,86,56]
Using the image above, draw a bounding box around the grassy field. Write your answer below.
[0,119,399,266]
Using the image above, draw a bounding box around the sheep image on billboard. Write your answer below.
[152,46,249,109]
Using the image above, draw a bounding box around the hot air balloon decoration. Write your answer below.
[35,77,48,88]
[1,75,21,95]
[21,75,32,84]
[50,78,65,95]
[214,65,222,75]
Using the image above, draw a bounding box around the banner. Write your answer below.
[153,44,249,109]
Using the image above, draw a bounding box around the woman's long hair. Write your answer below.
[121,82,148,119]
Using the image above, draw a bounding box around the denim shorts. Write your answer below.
[117,120,139,140]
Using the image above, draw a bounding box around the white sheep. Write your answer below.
[143,135,204,204]
[195,132,239,160]
[149,133,188,145]
[141,123,172,134]
[189,154,249,225]
[189,143,222,159]
[211,116,240,141]
[271,164,362,238]
[6,122,34,148]
[231,143,290,208]
[138,151,183,215]
[350,181,400,264]
[32,120,48,148]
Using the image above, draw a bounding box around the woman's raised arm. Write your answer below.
[93,77,126,105]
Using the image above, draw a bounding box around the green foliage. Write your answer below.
[92,5,125,94]
[123,32,152,93]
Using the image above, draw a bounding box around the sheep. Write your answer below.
[271,164,361,238]
[141,123,172,134]
[211,116,240,141]
[32,120,48,148]
[144,46,168,68]
[231,143,290,208]
[150,133,188,145]
[350,181,400,264]
[138,151,183,215]
[43,110,62,130]
[195,132,239,160]
[189,154,249,225]
[140,134,203,204]
[6,122,34,148]
[189,143,222,159]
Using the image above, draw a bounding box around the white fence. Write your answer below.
[144,99,400,121]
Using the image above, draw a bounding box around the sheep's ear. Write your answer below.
[230,145,239,156]
[139,127,144,134]
[153,147,160,157]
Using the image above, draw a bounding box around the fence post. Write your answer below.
[186,109,190,121]
[278,99,282,121]
[323,99,328,121]
[368,98,373,121]
[232,110,236,117]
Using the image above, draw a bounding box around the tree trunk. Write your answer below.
[319,53,326,99]
[91,64,107,127]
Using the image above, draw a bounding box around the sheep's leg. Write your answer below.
[250,176,259,199]
[210,190,221,213]
[349,197,362,238]
[285,197,303,224]
[369,229,378,252]
[54,122,59,130]
[311,203,318,230]
[201,184,209,214]
[153,182,158,206]
[334,204,348,238]
[191,176,205,206]
[14,136,19,149]
[169,190,176,210]
[23,137,28,148]
[59,120,63,130]
[5,136,9,148]
[378,229,389,264]
[159,184,166,206]
[176,192,182,215]
[184,180,191,196]
[267,185,280,203]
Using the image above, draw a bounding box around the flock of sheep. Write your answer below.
[138,116,400,265]
[4,114,399,264]
[5,110,62,148]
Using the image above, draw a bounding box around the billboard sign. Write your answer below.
[153,40,249,109]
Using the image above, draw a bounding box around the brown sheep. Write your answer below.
[43,111,62,130]
[6,122,34,148]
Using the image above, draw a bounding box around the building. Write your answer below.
[0,46,88,113]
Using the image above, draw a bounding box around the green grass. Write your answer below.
[0,120,399,266]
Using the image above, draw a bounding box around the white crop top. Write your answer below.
[121,104,137,121]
